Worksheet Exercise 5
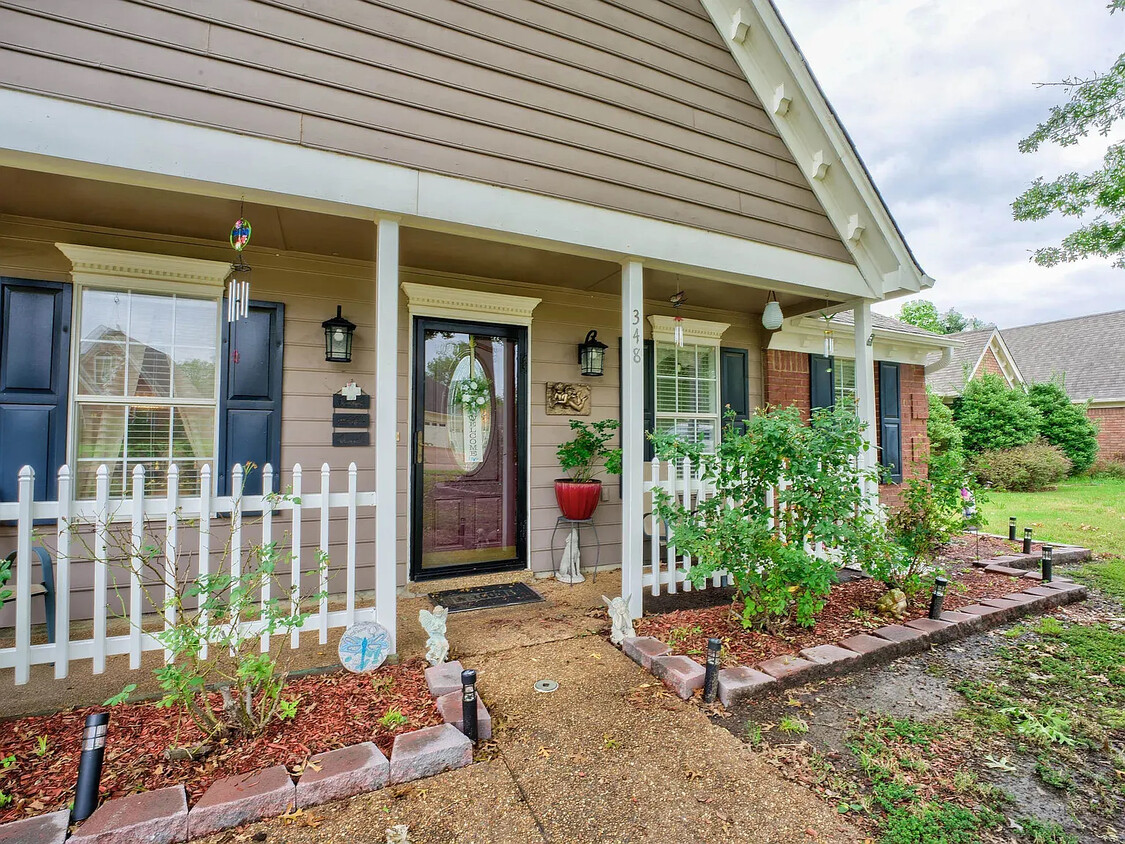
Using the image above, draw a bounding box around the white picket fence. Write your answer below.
[642,457,794,599]
[0,462,378,686]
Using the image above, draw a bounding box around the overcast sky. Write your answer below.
[771,0,1125,329]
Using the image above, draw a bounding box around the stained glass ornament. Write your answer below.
[230,217,252,252]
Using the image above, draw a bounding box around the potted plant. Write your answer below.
[555,419,622,520]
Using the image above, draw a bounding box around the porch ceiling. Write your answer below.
[0,166,842,314]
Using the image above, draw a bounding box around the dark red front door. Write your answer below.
[411,318,526,578]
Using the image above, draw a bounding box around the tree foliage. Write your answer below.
[952,374,1042,453]
[897,299,990,334]
[1027,380,1100,473]
[651,406,893,632]
[1012,2,1125,266]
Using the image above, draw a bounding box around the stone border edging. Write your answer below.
[0,662,489,844]
[975,534,1091,569]
[622,574,1089,709]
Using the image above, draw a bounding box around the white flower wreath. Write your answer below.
[453,375,491,411]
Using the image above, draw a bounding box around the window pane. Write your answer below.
[696,346,716,379]
[173,347,217,399]
[126,405,171,458]
[655,345,677,377]
[655,376,678,414]
[80,289,127,342]
[75,461,125,499]
[676,346,697,379]
[697,377,716,415]
[76,404,126,460]
[173,407,215,459]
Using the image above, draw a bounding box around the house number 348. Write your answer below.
[631,309,641,363]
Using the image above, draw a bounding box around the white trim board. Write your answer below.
[769,315,954,367]
[0,89,882,302]
[698,0,933,299]
[401,282,541,326]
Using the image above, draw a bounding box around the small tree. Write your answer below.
[651,406,889,632]
[952,375,1042,453]
[1028,381,1099,473]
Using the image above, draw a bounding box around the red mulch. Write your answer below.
[940,533,1040,563]
[0,660,441,824]
[635,561,1021,669]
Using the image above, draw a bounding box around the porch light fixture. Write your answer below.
[1041,545,1054,583]
[929,575,948,620]
[72,712,109,823]
[322,305,356,363]
[761,291,783,330]
[578,330,608,377]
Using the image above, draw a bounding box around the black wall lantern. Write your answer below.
[322,305,356,363]
[578,329,608,377]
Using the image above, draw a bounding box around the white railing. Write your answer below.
[0,462,378,686]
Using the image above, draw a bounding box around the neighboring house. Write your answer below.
[768,311,955,508]
[0,0,936,640]
[927,311,1125,459]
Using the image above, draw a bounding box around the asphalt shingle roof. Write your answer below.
[925,328,995,396]
[1002,310,1125,402]
[832,310,948,340]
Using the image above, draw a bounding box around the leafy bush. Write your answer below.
[1028,381,1099,473]
[651,406,889,632]
[1088,457,1125,478]
[952,374,1041,453]
[556,419,622,482]
[0,556,10,611]
[969,439,1071,491]
[883,480,955,595]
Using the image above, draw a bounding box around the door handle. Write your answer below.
[415,433,424,464]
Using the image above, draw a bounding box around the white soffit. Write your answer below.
[401,281,541,326]
[699,0,933,300]
[768,316,956,366]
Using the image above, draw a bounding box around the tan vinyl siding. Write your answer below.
[0,0,853,262]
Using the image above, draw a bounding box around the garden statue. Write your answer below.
[602,594,635,645]
[419,606,449,666]
[386,825,410,844]
[875,588,908,620]
[556,527,585,583]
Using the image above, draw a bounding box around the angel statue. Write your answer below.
[602,595,635,645]
[419,605,449,667]
[386,825,410,844]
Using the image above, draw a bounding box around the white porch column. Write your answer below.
[853,300,879,505]
[375,217,399,652]
[620,260,645,618]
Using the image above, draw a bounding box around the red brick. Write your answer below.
[872,624,925,644]
[756,654,819,683]
[188,766,294,839]
[295,742,389,809]
[650,654,706,700]
[622,636,671,670]
[717,666,777,707]
[0,810,69,844]
[71,785,187,844]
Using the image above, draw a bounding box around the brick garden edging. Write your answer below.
[0,661,488,844]
[622,574,1089,709]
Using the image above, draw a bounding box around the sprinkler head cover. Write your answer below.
[534,679,559,693]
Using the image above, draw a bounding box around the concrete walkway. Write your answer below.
[199,575,860,844]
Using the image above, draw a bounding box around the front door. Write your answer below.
[410,318,527,579]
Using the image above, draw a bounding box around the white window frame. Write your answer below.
[57,244,231,497]
[648,315,730,454]
[834,357,857,411]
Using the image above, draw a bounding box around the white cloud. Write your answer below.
[772,0,1125,326]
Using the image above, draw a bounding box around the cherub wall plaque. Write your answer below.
[545,382,591,415]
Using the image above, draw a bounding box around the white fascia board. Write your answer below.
[768,316,954,366]
[698,0,930,300]
[990,330,1027,385]
[0,89,870,301]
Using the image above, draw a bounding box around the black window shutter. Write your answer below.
[720,347,750,433]
[217,301,284,496]
[879,361,903,484]
[809,354,835,412]
[0,278,71,501]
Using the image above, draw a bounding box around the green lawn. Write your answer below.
[980,476,1125,598]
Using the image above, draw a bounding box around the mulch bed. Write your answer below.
[635,537,1028,669]
[940,533,1040,564]
[0,659,441,825]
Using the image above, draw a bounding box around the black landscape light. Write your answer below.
[1041,545,1054,584]
[72,712,109,823]
[1023,527,1034,556]
[1008,517,1017,542]
[461,669,478,744]
[929,576,948,621]
[703,638,722,704]
[322,305,356,363]
[578,330,608,377]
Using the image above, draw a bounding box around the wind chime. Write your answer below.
[820,312,836,358]
[670,290,687,347]
[227,211,252,322]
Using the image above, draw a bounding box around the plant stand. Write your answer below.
[550,516,601,584]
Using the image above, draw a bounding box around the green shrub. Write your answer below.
[1028,381,1099,473]
[952,374,1041,453]
[1088,457,1125,479]
[926,390,963,456]
[969,439,1071,491]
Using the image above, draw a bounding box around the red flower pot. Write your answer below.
[554,479,602,521]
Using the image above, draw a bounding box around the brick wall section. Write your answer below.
[978,347,1004,377]
[763,349,811,422]
[1088,406,1125,459]
[763,354,930,511]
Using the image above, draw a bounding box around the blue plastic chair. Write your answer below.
[4,547,56,643]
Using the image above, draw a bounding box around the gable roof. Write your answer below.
[700,0,934,300]
[1003,310,1125,403]
[832,309,947,340]
[926,329,996,396]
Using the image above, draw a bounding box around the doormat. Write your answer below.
[429,581,545,613]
